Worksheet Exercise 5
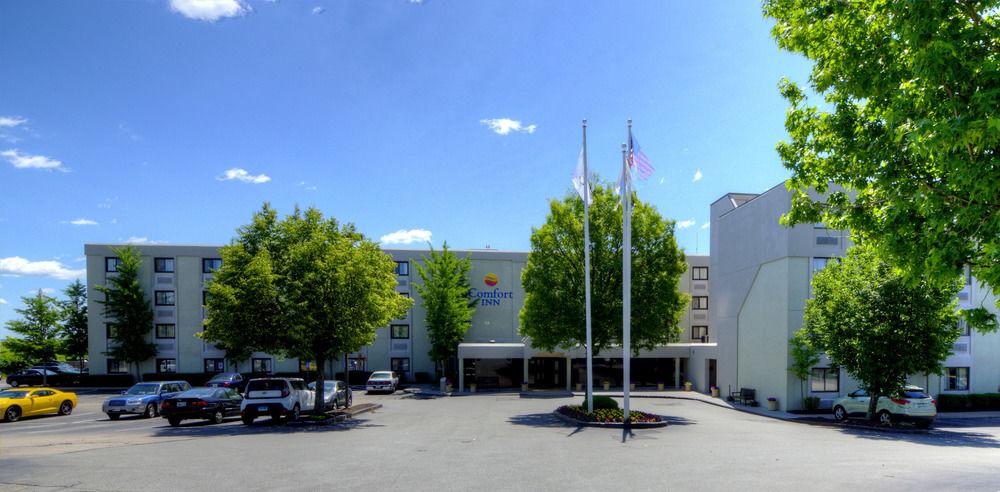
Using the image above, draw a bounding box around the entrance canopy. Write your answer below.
[458,342,526,359]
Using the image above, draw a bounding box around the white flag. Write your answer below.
[572,147,591,205]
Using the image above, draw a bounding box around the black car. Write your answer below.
[160,387,243,427]
[205,372,246,393]
[6,368,82,387]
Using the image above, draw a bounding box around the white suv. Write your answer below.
[832,385,937,428]
[240,378,314,424]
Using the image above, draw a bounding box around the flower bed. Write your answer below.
[557,405,662,424]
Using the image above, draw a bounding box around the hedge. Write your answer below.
[937,393,1000,412]
[78,374,136,387]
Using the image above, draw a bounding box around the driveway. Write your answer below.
[1,394,999,490]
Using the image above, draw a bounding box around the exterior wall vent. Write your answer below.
[693,313,708,320]
[694,283,707,291]
[816,236,839,245]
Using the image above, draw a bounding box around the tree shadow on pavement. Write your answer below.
[838,427,1000,448]
[507,412,570,428]
[151,416,383,438]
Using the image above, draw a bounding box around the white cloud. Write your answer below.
[0,116,27,128]
[677,219,696,229]
[658,177,665,185]
[312,6,325,14]
[2,149,65,171]
[0,257,85,280]
[122,236,167,245]
[0,298,7,305]
[701,222,710,230]
[170,0,248,22]
[380,229,432,245]
[67,218,98,226]
[479,118,537,135]
[693,169,703,182]
[218,167,271,184]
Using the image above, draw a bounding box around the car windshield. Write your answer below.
[179,388,218,398]
[208,373,235,382]
[370,373,391,380]
[0,391,28,399]
[125,384,161,396]
[902,390,930,399]
[247,380,286,391]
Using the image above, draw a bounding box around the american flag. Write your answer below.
[629,134,655,180]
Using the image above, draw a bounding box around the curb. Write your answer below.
[588,392,932,434]
[551,410,670,429]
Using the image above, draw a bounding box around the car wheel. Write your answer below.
[8,380,17,388]
[211,410,224,425]
[4,406,21,422]
[108,413,120,421]
[833,406,847,422]
[241,414,254,425]
[58,400,73,416]
[168,417,181,427]
[878,410,894,427]
[143,403,157,418]
[288,404,301,422]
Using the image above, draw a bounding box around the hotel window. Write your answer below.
[105,257,122,272]
[810,367,839,392]
[691,326,708,341]
[204,358,225,373]
[202,258,223,273]
[391,324,410,339]
[154,257,175,273]
[155,324,176,339]
[692,266,709,281]
[692,296,708,310]
[812,257,832,274]
[958,318,970,336]
[391,358,410,374]
[252,358,273,374]
[155,290,176,306]
[394,261,409,276]
[156,358,177,374]
[946,367,970,391]
[107,359,127,374]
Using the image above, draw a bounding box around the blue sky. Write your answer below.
[0,0,812,333]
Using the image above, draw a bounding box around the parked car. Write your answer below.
[160,387,244,427]
[103,381,192,420]
[240,378,314,424]
[6,367,82,387]
[0,387,77,422]
[366,371,399,393]
[307,380,352,410]
[833,386,937,428]
[205,372,247,393]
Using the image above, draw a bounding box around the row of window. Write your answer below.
[108,356,416,375]
[809,367,972,393]
[105,256,223,274]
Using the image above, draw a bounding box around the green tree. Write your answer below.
[788,329,820,409]
[98,246,156,381]
[204,204,412,416]
[4,290,63,384]
[414,242,478,378]
[0,339,30,376]
[520,182,689,356]
[763,1,1000,328]
[801,246,962,420]
[60,279,89,368]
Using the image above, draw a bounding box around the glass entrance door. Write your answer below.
[528,357,564,389]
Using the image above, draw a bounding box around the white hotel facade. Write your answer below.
[84,181,999,404]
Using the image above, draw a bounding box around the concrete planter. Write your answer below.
[575,383,582,392]
[469,384,476,393]
[711,387,720,398]
[684,382,692,392]
[521,383,529,392]
[657,383,665,391]
[767,399,779,411]
[629,383,636,391]
[446,384,453,393]
[602,382,610,391]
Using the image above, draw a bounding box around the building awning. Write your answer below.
[458,342,526,359]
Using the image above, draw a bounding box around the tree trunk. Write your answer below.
[313,352,326,416]
[867,392,879,421]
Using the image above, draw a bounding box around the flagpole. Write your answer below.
[583,119,594,414]
[622,123,631,425]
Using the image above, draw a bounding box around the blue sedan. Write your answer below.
[103,381,191,419]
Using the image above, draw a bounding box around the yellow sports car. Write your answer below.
[0,387,77,422]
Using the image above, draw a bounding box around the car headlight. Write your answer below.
[126,399,144,405]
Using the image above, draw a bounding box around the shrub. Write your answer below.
[938,393,1000,412]
[803,396,820,411]
[79,374,135,387]
[558,405,660,424]
[584,396,619,410]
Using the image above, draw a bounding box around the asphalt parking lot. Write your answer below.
[2,392,1000,491]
